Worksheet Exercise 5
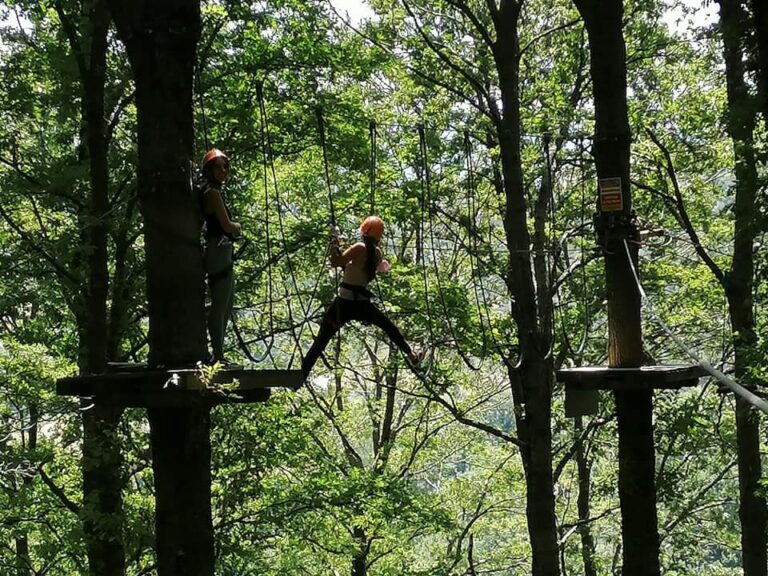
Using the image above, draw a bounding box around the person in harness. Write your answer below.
[302,215,421,378]
[200,148,241,366]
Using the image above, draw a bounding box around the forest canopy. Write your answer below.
[0,0,765,575]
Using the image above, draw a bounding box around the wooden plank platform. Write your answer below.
[556,365,707,391]
[56,366,303,407]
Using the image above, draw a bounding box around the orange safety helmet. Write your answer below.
[201,148,229,169]
[360,215,385,240]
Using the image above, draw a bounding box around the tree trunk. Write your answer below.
[751,0,768,127]
[572,1,660,574]
[718,2,767,575]
[574,418,597,576]
[57,2,128,574]
[106,3,211,575]
[493,4,560,574]
[351,526,368,576]
[148,405,214,576]
[107,0,207,368]
[81,404,125,576]
[15,403,39,576]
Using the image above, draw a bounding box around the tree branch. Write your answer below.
[38,466,80,515]
[445,0,495,50]
[400,0,492,104]
[645,128,726,286]
[519,18,581,58]
[0,203,79,286]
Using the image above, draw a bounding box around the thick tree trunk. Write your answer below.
[493,5,560,574]
[108,1,207,368]
[719,2,767,574]
[572,1,660,574]
[82,404,125,575]
[351,526,368,576]
[58,2,128,574]
[148,405,214,576]
[107,4,211,575]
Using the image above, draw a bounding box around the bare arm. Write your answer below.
[329,242,365,268]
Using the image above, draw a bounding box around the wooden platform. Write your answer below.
[56,364,304,407]
[556,364,707,391]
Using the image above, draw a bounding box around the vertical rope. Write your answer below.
[420,125,480,369]
[195,64,210,150]
[369,120,377,215]
[417,125,436,346]
[464,130,491,353]
[315,106,337,226]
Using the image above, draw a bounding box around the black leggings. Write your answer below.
[302,297,412,377]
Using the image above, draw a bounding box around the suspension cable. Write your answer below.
[624,239,768,415]
[316,106,337,227]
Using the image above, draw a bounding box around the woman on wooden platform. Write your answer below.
[200,148,241,366]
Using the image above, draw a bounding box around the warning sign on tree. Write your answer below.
[599,177,623,212]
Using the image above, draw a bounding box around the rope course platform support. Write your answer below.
[556,364,707,417]
[56,363,303,407]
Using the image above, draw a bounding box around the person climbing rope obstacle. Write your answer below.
[301,216,422,379]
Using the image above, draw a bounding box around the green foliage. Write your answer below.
[0,0,765,573]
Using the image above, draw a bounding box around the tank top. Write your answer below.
[202,186,233,239]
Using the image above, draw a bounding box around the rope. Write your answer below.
[369,120,377,215]
[417,125,436,348]
[623,239,768,415]
[195,63,210,150]
[315,106,337,227]
[462,131,521,370]
[464,131,492,356]
[419,125,482,371]
[256,80,312,367]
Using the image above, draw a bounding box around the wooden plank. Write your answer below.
[80,388,272,408]
[56,367,302,406]
[556,365,706,391]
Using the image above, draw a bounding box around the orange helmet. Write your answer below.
[201,148,229,169]
[360,216,384,240]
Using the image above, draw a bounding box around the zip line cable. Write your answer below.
[623,239,768,415]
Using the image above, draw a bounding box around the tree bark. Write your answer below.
[572,1,660,574]
[57,1,127,574]
[107,0,207,368]
[718,2,767,575]
[106,3,212,575]
[574,418,597,576]
[351,526,368,576]
[148,405,214,576]
[750,0,768,127]
[493,4,560,574]
[15,403,38,576]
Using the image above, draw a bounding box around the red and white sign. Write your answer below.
[599,177,623,212]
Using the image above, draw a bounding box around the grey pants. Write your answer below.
[204,238,234,360]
